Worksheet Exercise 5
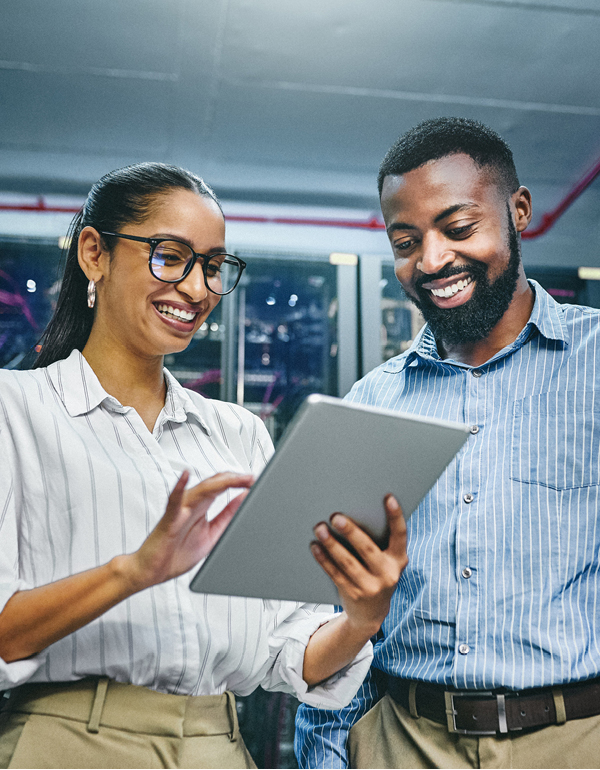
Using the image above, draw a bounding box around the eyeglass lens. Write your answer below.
[150,241,240,294]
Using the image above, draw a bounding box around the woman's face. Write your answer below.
[93,188,225,358]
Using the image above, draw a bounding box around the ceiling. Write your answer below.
[1,0,599,266]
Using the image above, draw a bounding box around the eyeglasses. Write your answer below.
[100,231,246,296]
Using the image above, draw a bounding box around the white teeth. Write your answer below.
[430,276,473,298]
[156,304,197,322]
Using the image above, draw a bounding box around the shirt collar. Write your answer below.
[383,279,569,374]
[46,349,211,435]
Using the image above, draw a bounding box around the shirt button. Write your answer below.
[470,425,480,435]
[471,370,483,378]
[463,493,474,504]
[461,567,473,579]
[459,644,470,655]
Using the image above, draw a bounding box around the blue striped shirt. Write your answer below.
[295,281,600,768]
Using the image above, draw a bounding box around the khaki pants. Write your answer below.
[0,678,256,769]
[348,694,600,769]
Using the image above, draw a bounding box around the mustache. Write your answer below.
[415,262,487,292]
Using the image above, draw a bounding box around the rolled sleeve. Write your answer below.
[263,603,373,709]
[0,424,45,690]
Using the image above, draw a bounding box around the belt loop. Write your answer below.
[408,682,420,719]
[552,687,567,725]
[225,690,237,742]
[87,678,109,733]
[496,693,508,734]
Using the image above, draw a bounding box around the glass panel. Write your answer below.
[236,254,339,440]
[380,262,424,361]
[0,238,61,368]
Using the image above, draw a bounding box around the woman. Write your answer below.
[0,163,407,768]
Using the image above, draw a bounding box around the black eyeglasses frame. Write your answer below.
[99,231,246,296]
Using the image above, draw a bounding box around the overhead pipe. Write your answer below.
[1,156,600,239]
[521,156,600,239]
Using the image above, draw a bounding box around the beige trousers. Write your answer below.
[348,693,600,769]
[0,678,256,769]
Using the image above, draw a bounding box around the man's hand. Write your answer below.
[311,494,408,635]
[302,495,408,686]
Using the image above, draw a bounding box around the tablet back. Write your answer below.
[190,394,470,604]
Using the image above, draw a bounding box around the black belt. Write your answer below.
[387,676,600,735]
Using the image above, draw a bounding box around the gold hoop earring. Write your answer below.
[87,280,96,309]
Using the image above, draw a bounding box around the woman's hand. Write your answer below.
[0,471,253,663]
[125,470,254,591]
[302,495,408,686]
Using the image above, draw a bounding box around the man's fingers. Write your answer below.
[325,515,386,574]
[310,542,356,595]
[313,522,370,587]
[384,495,408,559]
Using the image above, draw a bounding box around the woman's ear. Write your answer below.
[78,227,110,282]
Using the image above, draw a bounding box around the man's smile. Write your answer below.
[417,270,478,309]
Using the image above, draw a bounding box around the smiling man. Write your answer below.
[295,118,600,769]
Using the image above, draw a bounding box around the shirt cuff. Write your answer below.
[271,613,374,709]
[0,654,45,691]
[0,580,46,690]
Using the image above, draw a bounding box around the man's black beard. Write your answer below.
[407,214,521,346]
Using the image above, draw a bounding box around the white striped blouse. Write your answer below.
[296,281,600,767]
[0,350,372,708]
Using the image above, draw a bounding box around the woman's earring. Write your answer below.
[87,280,96,309]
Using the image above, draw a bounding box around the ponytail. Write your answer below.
[34,209,92,368]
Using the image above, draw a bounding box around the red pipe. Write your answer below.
[1,158,599,239]
[521,156,600,239]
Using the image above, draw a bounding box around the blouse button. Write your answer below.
[459,644,470,655]
[461,567,473,579]
[463,493,474,504]
[471,370,483,378]
[470,425,480,435]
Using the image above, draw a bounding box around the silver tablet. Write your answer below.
[190,394,470,604]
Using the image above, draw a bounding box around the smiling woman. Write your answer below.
[0,162,407,769]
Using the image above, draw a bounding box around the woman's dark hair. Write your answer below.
[34,162,221,368]
[378,117,520,198]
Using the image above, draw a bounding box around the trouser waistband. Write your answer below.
[387,675,600,735]
[5,678,239,739]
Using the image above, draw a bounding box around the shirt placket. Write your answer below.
[103,402,201,693]
[453,364,487,688]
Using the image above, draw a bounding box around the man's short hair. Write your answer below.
[378,117,520,197]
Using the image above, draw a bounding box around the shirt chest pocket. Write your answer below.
[511,390,600,490]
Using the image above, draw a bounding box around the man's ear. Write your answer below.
[513,187,532,233]
[78,227,110,282]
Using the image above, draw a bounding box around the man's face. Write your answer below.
[380,154,525,346]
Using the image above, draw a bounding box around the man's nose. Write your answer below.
[416,233,455,275]
[177,261,209,301]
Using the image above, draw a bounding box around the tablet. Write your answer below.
[190,394,470,604]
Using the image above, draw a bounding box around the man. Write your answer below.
[295,117,600,769]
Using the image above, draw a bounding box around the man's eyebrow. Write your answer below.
[386,222,418,236]
[433,203,478,223]
[386,203,480,236]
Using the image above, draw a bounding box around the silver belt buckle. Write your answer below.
[444,690,508,735]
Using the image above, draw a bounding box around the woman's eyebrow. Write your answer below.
[152,233,226,254]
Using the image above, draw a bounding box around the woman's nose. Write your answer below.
[177,261,209,302]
